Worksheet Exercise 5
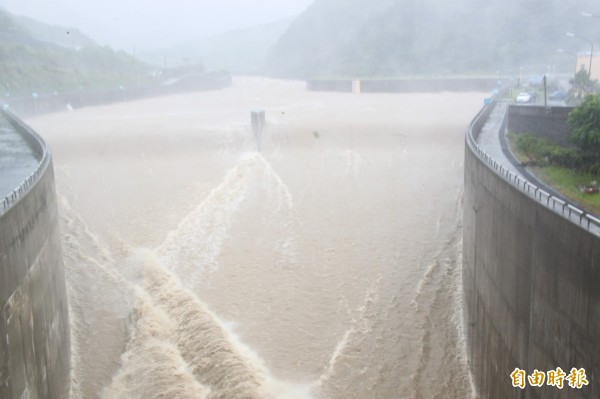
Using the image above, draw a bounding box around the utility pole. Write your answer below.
[543,75,547,108]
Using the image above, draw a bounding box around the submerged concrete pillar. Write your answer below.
[251,110,265,152]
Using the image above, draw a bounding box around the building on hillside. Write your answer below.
[576,51,600,81]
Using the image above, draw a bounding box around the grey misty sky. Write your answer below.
[0,0,314,51]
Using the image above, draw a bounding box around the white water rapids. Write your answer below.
[27,77,483,398]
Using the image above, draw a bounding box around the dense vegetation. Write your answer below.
[267,0,599,78]
[509,94,600,214]
[511,128,600,213]
[511,93,600,176]
[0,8,152,97]
[513,133,600,174]
[509,94,600,211]
[568,94,600,154]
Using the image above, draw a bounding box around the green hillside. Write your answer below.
[0,8,151,97]
[267,0,599,78]
[13,13,96,48]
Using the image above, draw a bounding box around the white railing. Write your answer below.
[466,99,600,233]
[0,109,50,215]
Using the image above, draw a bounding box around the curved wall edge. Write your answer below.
[0,112,70,399]
[463,102,600,398]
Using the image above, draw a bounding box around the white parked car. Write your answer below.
[516,92,533,103]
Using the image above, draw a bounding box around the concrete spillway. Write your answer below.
[0,110,70,399]
[25,77,484,398]
[2,77,598,399]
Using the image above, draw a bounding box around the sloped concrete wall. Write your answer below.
[0,114,70,399]
[463,109,600,398]
[4,73,232,117]
[307,78,499,92]
[507,105,575,146]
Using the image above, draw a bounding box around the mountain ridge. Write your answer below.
[267,0,598,78]
[0,8,149,97]
[141,16,295,74]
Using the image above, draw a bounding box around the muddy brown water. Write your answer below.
[26,77,483,399]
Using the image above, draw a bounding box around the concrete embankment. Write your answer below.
[4,73,232,117]
[507,105,575,146]
[0,110,70,399]
[307,78,499,93]
[463,102,599,398]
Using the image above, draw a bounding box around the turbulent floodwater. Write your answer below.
[27,77,483,399]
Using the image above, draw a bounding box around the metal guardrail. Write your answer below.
[466,98,600,233]
[0,109,50,215]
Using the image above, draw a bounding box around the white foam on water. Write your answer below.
[409,192,476,399]
[315,329,352,388]
[122,249,314,399]
[315,276,382,390]
[61,152,310,398]
[100,294,212,399]
[156,153,260,286]
[343,148,364,175]
[156,152,299,287]
[43,82,485,399]
[58,193,136,398]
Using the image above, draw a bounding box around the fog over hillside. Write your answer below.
[141,17,294,74]
[267,0,600,78]
[12,13,95,48]
[0,8,149,97]
[0,0,313,51]
[3,0,599,80]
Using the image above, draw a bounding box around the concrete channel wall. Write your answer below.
[463,101,600,398]
[507,105,575,146]
[0,111,70,399]
[307,78,499,93]
[4,73,232,117]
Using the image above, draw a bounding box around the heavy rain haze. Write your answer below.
[0,0,313,51]
[2,0,600,77]
[267,0,600,77]
[26,77,482,399]
[1,0,599,398]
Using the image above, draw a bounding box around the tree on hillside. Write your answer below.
[568,94,600,156]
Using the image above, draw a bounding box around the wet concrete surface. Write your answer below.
[473,101,527,179]
[0,116,40,200]
[474,101,600,235]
